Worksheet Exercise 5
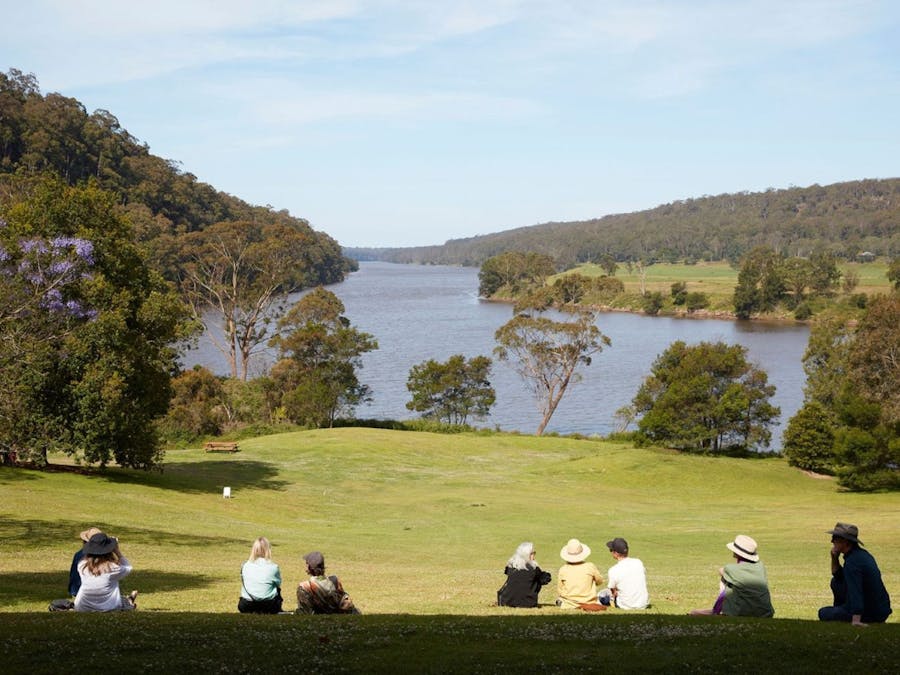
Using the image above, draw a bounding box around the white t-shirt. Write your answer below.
[607,556,649,610]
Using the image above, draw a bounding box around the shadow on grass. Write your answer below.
[95,460,289,493]
[0,466,41,483]
[0,613,897,673]
[0,516,247,550]
[0,570,218,606]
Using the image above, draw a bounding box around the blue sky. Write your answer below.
[2,1,899,247]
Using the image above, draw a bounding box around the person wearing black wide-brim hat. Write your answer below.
[818,522,892,626]
[73,532,138,612]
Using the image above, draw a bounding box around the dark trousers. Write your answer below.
[238,592,283,614]
[818,574,888,623]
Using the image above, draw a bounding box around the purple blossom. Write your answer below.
[51,237,95,265]
[20,239,48,255]
[48,259,76,276]
[0,245,9,264]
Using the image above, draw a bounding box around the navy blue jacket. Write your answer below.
[68,549,85,597]
[837,546,892,621]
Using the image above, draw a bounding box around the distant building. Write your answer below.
[857,251,876,262]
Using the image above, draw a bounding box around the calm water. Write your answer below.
[182,262,810,448]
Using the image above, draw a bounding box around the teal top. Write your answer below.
[241,558,282,601]
[722,560,774,617]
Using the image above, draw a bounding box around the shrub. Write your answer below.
[685,292,709,312]
[794,302,813,320]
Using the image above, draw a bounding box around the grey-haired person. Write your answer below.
[818,522,891,626]
[497,541,552,607]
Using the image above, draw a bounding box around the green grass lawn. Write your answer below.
[1,429,897,671]
[564,260,893,318]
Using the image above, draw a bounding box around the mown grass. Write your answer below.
[1,428,897,671]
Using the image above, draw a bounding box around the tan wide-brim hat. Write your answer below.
[79,527,102,542]
[726,534,760,562]
[560,538,591,563]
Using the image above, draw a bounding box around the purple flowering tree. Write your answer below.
[0,178,189,469]
[0,224,97,332]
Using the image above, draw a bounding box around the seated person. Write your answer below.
[74,532,138,612]
[497,541,552,607]
[599,537,649,609]
[690,534,774,617]
[238,536,283,614]
[818,522,891,625]
[556,538,604,609]
[69,526,102,597]
[296,551,360,614]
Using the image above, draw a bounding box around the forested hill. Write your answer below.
[347,179,900,268]
[0,68,351,280]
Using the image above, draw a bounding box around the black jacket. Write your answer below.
[497,565,552,607]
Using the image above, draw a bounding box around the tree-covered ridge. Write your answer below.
[350,179,900,268]
[0,68,352,278]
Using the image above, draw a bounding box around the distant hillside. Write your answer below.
[346,179,900,268]
[0,68,352,280]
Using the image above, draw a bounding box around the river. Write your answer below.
[181,262,810,448]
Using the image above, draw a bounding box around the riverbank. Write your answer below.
[489,260,891,323]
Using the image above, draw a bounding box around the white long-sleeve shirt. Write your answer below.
[74,556,133,611]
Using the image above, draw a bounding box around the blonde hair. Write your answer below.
[249,536,272,562]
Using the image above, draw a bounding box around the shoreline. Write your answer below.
[481,296,806,325]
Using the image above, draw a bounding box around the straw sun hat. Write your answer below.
[726,534,760,562]
[560,538,591,563]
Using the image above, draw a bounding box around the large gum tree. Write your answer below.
[494,303,609,436]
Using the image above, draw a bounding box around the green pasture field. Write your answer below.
[565,261,893,317]
[1,428,897,672]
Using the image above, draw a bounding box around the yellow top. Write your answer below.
[557,561,604,608]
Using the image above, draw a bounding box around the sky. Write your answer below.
[2,1,899,248]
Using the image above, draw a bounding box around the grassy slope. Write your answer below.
[1,429,897,671]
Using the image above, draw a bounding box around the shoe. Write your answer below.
[128,590,139,608]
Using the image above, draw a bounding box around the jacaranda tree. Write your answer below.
[0,176,190,468]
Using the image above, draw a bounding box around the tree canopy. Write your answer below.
[268,287,378,428]
[406,355,495,425]
[0,176,190,468]
[784,294,900,490]
[632,340,780,453]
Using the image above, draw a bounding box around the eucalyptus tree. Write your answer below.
[174,219,327,380]
[494,301,609,436]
